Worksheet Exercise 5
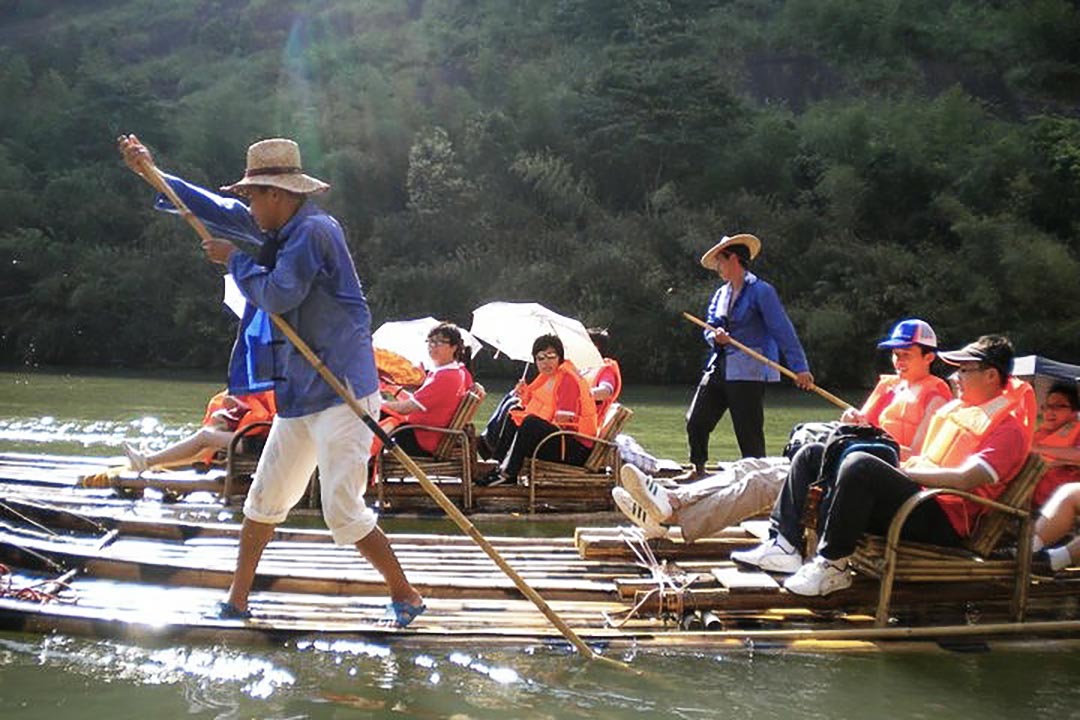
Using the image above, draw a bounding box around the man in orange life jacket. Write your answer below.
[777,334,1031,596]
[731,319,952,571]
[617,319,951,543]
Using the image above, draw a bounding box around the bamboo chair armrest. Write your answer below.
[227,420,273,461]
[529,429,615,463]
[381,423,470,462]
[386,423,468,440]
[884,487,1029,552]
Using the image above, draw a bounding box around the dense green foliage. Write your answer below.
[1,0,1079,386]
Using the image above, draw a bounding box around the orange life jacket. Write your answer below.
[861,374,952,454]
[198,389,276,463]
[582,358,622,421]
[910,392,1022,471]
[1032,419,1080,506]
[905,389,1029,536]
[511,360,598,437]
[1002,377,1037,445]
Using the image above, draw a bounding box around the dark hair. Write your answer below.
[588,327,610,357]
[532,334,564,363]
[723,244,752,268]
[427,322,472,370]
[1047,381,1080,411]
[976,334,1014,389]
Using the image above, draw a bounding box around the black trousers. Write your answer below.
[480,390,522,462]
[686,368,766,463]
[817,452,962,560]
[769,442,827,546]
[390,427,428,457]
[504,415,591,479]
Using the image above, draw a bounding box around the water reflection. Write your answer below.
[2,628,1080,719]
[0,415,194,453]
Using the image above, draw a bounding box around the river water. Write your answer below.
[0,368,1076,719]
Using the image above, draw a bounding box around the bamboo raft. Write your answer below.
[0,452,626,520]
[1,495,1080,652]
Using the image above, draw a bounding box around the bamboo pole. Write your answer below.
[124,144,629,670]
[681,311,853,411]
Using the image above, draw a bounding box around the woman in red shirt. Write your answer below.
[380,322,475,456]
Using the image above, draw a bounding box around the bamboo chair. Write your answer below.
[377,390,484,510]
[221,420,273,505]
[525,403,633,513]
[850,453,1046,626]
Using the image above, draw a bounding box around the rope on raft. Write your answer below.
[602,527,700,629]
[0,563,78,604]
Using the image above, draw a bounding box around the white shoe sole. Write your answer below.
[612,488,666,539]
[619,465,672,522]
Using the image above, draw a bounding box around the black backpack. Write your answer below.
[801,424,901,539]
[782,421,839,459]
[818,423,900,487]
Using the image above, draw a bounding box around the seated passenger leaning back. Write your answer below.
[736,334,1032,597]
[613,319,951,543]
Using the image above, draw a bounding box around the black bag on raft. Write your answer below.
[817,424,901,487]
[800,424,902,539]
[782,421,839,459]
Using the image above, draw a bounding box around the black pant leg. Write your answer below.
[534,431,591,466]
[818,452,924,560]
[686,371,728,467]
[726,380,766,458]
[503,415,562,479]
[770,442,825,546]
[391,427,428,457]
[482,391,521,459]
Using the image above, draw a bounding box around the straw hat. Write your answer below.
[220,138,330,196]
[700,234,762,270]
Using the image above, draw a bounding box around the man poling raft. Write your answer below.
[116,133,629,669]
[685,234,817,479]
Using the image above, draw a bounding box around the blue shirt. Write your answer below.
[158,176,379,418]
[703,271,810,382]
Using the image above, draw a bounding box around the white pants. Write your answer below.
[244,394,380,545]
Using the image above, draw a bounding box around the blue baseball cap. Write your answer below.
[877,319,938,350]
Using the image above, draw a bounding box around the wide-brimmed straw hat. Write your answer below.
[220,138,330,196]
[700,233,762,270]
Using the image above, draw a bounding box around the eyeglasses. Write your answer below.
[535,352,559,361]
[426,338,450,347]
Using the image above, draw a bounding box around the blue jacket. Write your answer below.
[703,272,809,382]
[158,176,379,418]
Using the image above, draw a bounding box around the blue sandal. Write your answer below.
[384,600,426,628]
[215,601,253,620]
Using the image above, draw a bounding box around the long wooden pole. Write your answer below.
[128,148,627,669]
[682,311,853,411]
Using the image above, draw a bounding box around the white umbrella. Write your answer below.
[372,317,483,370]
[470,301,603,369]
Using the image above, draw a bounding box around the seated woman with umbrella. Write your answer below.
[477,334,598,486]
[378,322,479,457]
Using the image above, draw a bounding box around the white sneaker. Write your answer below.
[612,487,667,539]
[783,556,853,597]
[123,442,148,473]
[619,464,673,522]
[730,537,803,574]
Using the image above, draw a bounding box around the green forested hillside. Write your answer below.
[1,0,1079,385]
